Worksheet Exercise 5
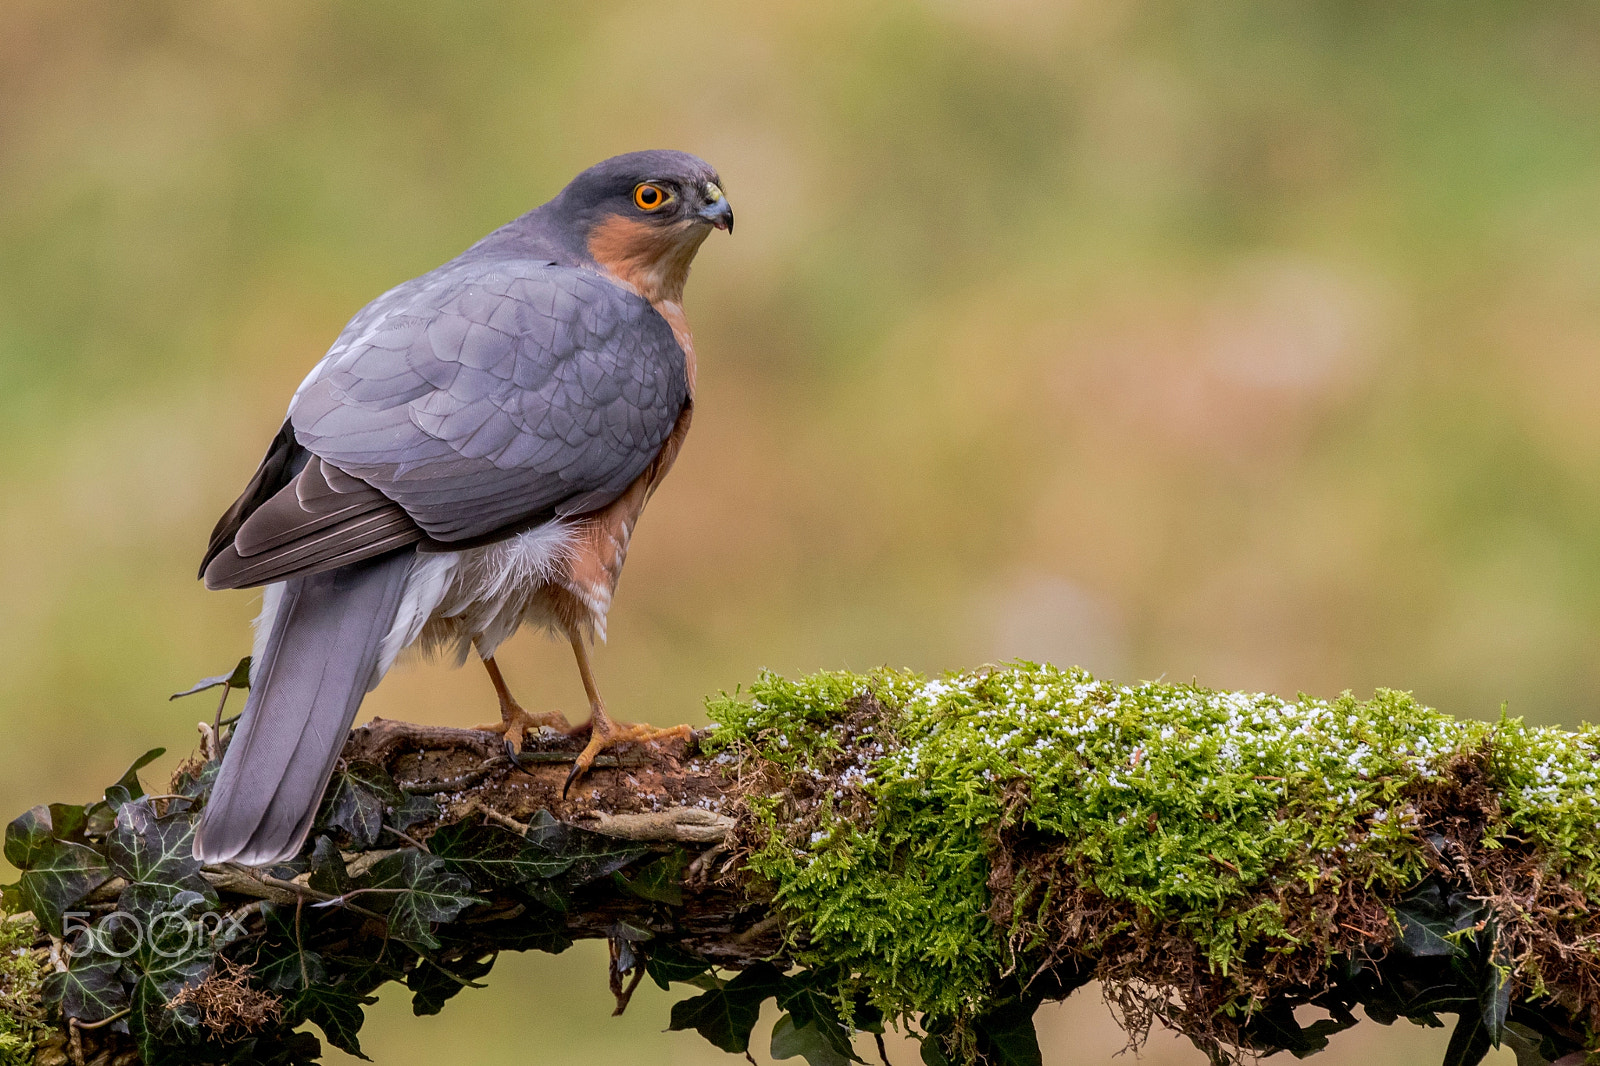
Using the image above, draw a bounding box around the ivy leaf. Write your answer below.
[776,974,844,1029]
[525,810,648,886]
[41,950,128,1023]
[1238,1002,1352,1057]
[919,1035,953,1066]
[121,887,215,1060]
[105,799,217,906]
[224,1031,323,1066]
[478,910,573,955]
[4,805,111,934]
[430,819,572,886]
[772,1013,857,1066]
[1501,1021,1559,1066]
[406,952,496,1016]
[356,850,478,950]
[46,803,90,843]
[128,950,212,1063]
[668,961,787,1054]
[973,993,1042,1066]
[646,944,714,990]
[852,999,885,1036]
[774,970,864,1064]
[254,942,327,994]
[387,793,440,834]
[172,760,218,803]
[320,762,402,849]
[1480,943,1512,1048]
[103,748,167,810]
[1394,907,1460,958]
[135,890,213,960]
[170,657,252,700]
[307,836,352,896]
[1442,1010,1494,1066]
[616,853,686,905]
[290,984,375,1059]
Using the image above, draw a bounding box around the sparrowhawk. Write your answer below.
[193,150,732,866]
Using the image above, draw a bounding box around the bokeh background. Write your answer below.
[4,1,1600,1062]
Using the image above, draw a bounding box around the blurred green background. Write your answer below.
[4,0,1600,1062]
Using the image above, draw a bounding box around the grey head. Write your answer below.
[481,151,733,302]
[548,150,732,236]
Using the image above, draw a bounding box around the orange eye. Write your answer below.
[633,183,669,211]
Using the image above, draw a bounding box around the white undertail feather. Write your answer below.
[415,520,581,663]
[250,582,286,686]
[247,522,585,700]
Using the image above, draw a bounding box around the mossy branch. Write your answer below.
[3,664,1600,1066]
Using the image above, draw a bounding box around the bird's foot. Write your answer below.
[563,707,692,797]
[474,704,574,754]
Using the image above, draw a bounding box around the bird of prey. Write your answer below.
[192,150,732,867]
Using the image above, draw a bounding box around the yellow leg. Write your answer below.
[473,655,573,752]
[564,633,691,796]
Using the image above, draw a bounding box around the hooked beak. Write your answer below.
[698,197,733,233]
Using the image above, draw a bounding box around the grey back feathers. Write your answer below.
[203,260,686,591]
[293,262,687,540]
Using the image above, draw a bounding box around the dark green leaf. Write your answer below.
[41,951,127,1023]
[249,901,328,993]
[973,993,1042,1066]
[103,748,167,810]
[430,819,572,886]
[920,1034,953,1066]
[387,793,440,833]
[128,951,212,1062]
[525,809,649,885]
[291,984,374,1059]
[129,891,214,969]
[406,952,495,1016]
[254,941,327,994]
[616,853,686,905]
[6,806,53,868]
[519,878,571,915]
[320,762,402,849]
[5,805,111,934]
[1501,1021,1556,1066]
[46,803,90,843]
[356,850,478,950]
[308,836,352,896]
[669,961,786,1054]
[1443,1010,1493,1066]
[105,799,217,906]
[477,910,573,955]
[646,944,714,990]
[222,1031,323,1066]
[170,657,251,699]
[171,760,218,803]
[852,999,885,1035]
[1395,906,1461,958]
[1238,1002,1353,1058]
[1480,951,1512,1048]
[777,974,840,1028]
[771,975,862,1066]
[772,1013,856,1066]
[83,802,116,839]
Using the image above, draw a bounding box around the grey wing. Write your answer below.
[202,260,688,589]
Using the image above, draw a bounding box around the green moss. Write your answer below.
[705,663,1600,1031]
[0,911,44,1066]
